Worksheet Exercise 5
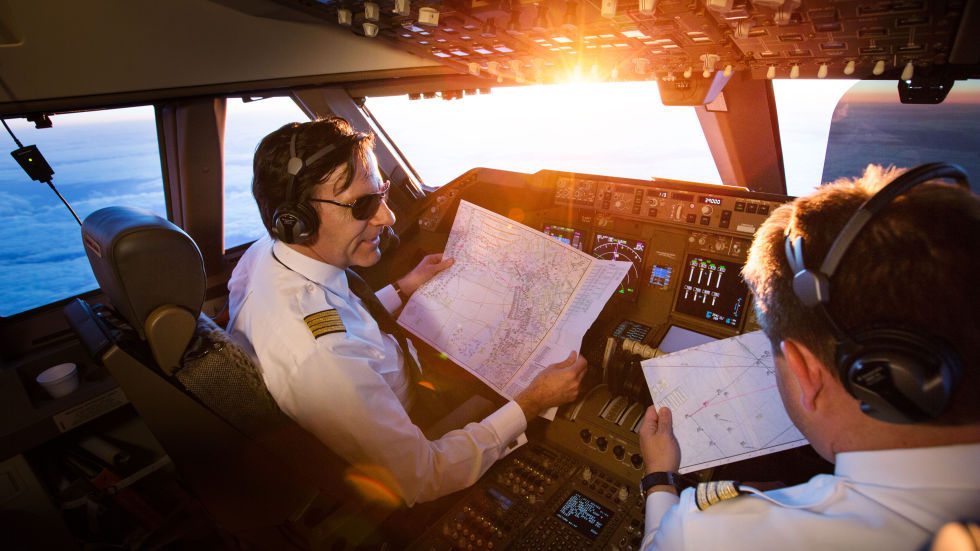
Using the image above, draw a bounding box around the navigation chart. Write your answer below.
[399,200,630,398]
[641,330,808,473]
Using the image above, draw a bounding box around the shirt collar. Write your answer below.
[271,238,348,292]
[835,443,980,489]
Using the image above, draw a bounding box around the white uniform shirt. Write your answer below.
[227,236,528,505]
[642,443,980,550]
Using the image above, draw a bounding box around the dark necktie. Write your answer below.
[345,269,421,383]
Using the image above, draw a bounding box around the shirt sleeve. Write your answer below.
[376,284,401,313]
[279,333,528,506]
[642,489,683,550]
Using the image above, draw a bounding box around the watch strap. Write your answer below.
[392,280,409,303]
[640,471,683,494]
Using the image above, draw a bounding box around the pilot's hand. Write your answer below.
[397,253,454,298]
[638,404,681,474]
[515,351,587,421]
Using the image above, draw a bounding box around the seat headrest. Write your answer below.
[81,206,206,338]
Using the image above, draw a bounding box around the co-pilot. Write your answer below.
[227,117,587,505]
[637,164,980,549]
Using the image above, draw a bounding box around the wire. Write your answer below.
[46,180,82,226]
[1,118,24,148]
[3,116,82,226]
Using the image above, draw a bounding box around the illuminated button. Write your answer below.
[647,207,658,217]
[734,201,745,212]
[699,216,711,225]
[685,214,697,224]
[758,204,770,215]
[745,203,758,214]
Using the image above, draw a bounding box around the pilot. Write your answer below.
[226,118,586,505]
[637,164,980,549]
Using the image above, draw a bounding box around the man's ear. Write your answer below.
[779,340,827,412]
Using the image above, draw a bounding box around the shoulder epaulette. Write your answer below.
[695,480,744,510]
[304,309,345,339]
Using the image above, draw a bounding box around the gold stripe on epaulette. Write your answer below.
[695,480,743,511]
[304,309,345,339]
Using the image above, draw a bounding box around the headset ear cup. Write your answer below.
[273,202,319,244]
[837,327,962,424]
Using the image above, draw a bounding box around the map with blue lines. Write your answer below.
[641,330,808,473]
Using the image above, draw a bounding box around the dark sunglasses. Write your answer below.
[309,180,390,220]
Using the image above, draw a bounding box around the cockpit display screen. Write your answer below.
[543,224,584,250]
[674,254,749,328]
[554,491,613,540]
[591,233,645,301]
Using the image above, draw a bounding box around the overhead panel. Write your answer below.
[270,0,973,88]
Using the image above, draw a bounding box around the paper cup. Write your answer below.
[36,362,80,399]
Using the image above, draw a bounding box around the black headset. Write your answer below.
[783,162,968,424]
[272,132,337,244]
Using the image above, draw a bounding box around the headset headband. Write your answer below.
[283,131,338,202]
[816,162,969,281]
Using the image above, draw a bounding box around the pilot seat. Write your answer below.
[65,206,400,550]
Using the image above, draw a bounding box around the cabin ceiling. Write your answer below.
[0,0,443,116]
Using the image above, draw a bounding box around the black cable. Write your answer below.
[3,117,82,226]
[1,118,24,148]
[46,180,82,225]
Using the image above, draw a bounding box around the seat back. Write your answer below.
[69,206,398,549]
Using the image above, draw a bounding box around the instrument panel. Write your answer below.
[415,167,788,339]
[402,167,792,550]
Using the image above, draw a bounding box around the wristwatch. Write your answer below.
[640,471,684,495]
[392,280,410,303]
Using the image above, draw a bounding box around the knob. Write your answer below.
[701,205,712,215]
[580,429,592,443]
[596,437,608,451]
[618,486,629,501]
[613,445,625,460]
[582,467,593,482]
[630,453,643,468]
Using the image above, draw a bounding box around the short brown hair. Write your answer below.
[742,164,980,422]
[251,118,374,239]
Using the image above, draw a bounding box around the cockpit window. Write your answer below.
[0,106,165,317]
[821,79,980,188]
[773,79,857,197]
[224,96,308,249]
[364,81,723,189]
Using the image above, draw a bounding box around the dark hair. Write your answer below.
[742,165,980,423]
[251,118,374,239]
